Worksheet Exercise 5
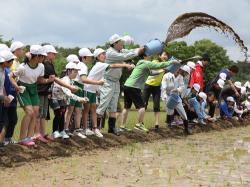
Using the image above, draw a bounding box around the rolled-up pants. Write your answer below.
[165,99,188,120]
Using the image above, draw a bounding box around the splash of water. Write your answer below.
[165,12,248,61]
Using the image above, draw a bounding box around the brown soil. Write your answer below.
[0,118,248,168]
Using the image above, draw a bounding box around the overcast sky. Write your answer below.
[0,0,249,61]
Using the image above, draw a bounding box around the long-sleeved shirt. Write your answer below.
[125,60,172,90]
[0,67,5,102]
[145,60,165,86]
[51,76,83,102]
[189,61,204,90]
[161,72,185,100]
[4,68,17,107]
[104,47,139,82]
[220,102,234,118]
[189,97,207,120]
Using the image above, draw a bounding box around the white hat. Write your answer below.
[0,50,17,61]
[43,45,57,54]
[226,96,235,102]
[187,61,195,70]
[10,41,24,52]
[217,79,225,88]
[0,56,5,63]
[0,44,9,51]
[219,72,227,81]
[244,81,249,88]
[180,65,191,74]
[30,45,47,56]
[93,48,105,58]
[193,83,200,92]
[248,95,250,100]
[66,54,79,63]
[78,48,93,57]
[122,35,134,45]
[198,92,207,101]
[65,62,80,70]
[109,34,122,45]
[234,81,242,89]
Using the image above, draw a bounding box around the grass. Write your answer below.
[12,99,167,140]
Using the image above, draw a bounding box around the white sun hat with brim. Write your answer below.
[66,54,80,63]
[0,50,17,62]
[44,45,57,54]
[93,48,105,58]
[217,79,225,89]
[109,34,122,45]
[30,45,47,56]
[219,72,227,81]
[193,83,200,92]
[226,96,235,102]
[0,44,9,52]
[198,92,207,101]
[180,65,191,74]
[10,41,25,52]
[187,61,195,70]
[79,48,93,57]
[234,81,242,89]
[66,62,80,70]
[0,56,5,63]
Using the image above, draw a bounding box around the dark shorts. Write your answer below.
[124,86,145,109]
[143,84,161,112]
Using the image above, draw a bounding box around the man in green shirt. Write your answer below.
[120,55,178,132]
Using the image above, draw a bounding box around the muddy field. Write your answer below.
[0,119,250,186]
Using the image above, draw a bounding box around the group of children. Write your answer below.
[0,34,249,147]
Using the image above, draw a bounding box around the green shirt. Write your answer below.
[124,60,172,90]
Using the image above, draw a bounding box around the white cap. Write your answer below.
[219,72,227,81]
[226,96,235,102]
[0,50,17,61]
[43,45,57,54]
[234,81,242,89]
[78,48,93,57]
[217,79,225,88]
[93,48,105,58]
[10,41,24,52]
[109,34,122,45]
[244,81,249,88]
[0,44,9,51]
[248,95,250,100]
[30,45,47,56]
[193,83,200,92]
[180,65,191,74]
[187,61,195,70]
[65,62,80,70]
[66,54,80,63]
[122,35,134,45]
[0,56,5,63]
[198,92,207,101]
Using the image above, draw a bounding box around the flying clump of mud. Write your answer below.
[165,12,249,61]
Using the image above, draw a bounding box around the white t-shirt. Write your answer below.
[14,63,44,84]
[0,68,5,95]
[84,62,109,93]
[75,62,88,84]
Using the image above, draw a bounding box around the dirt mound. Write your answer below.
[0,118,249,168]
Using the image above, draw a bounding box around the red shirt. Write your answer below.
[189,63,204,90]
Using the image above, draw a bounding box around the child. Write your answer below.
[9,45,54,146]
[220,96,235,120]
[51,62,88,139]
[0,51,15,146]
[162,65,192,134]
[188,92,208,125]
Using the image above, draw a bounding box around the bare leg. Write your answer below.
[75,107,82,129]
[64,106,74,129]
[138,108,145,123]
[19,106,34,140]
[90,104,97,128]
[121,108,129,127]
[82,103,90,129]
[27,106,39,138]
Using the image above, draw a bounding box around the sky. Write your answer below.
[0,0,249,61]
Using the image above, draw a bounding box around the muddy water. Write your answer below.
[1,126,250,187]
[166,12,249,61]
